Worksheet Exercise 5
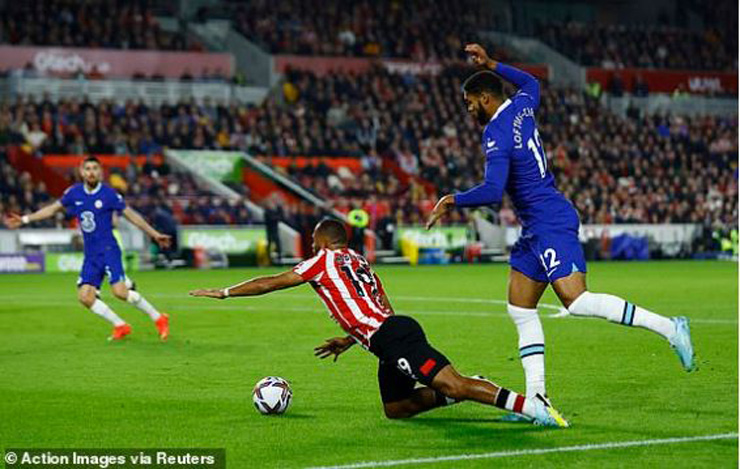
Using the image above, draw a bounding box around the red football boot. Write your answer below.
[155,313,169,341]
[110,324,132,341]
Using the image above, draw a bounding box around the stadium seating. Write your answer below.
[1,0,197,51]
[2,59,737,231]
[275,66,739,228]
[535,20,737,71]
[229,0,513,61]
[0,148,56,227]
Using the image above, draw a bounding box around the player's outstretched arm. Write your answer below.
[4,200,64,229]
[314,336,355,362]
[465,43,540,108]
[122,207,171,249]
[189,271,306,299]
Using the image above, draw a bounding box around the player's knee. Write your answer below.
[78,291,95,307]
[383,403,411,420]
[112,287,128,301]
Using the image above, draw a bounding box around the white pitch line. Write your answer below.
[307,433,738,469]
[0,298,736,324]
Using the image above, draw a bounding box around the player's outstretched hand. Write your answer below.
[189,288,226,299]
[314,336,354,362]
[153,232,172,249]
[465,43,496,69]
[4,213,23,229]
[426,195,455,230]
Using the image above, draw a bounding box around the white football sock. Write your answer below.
[90,299,126,327]
[124,277,134,289]
[568,291,675,339]
[508,304,546,398]
[126,290,161,321]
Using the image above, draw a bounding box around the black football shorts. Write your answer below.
[369,315,450,403]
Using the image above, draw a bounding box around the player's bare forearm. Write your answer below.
[484,58,498,70]
[229,275,290,296]
[30,201,62,221]
[123,207,171,248]
[189,271,305,299]
[122,207,159,238]
[5,201,63,228]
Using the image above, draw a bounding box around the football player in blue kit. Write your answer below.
[427,44,696,420]
[5,156,171,341]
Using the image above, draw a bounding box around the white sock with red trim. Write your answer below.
[494,387,535,418]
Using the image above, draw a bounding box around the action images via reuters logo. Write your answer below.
[3,449,225,468]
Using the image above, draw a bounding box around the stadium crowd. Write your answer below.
[104,162,254,227]
[0,148,54,227]
[1,64,736,234]
[0,146,255,230]
[0,0,194,51]
[229,0,509,61]
[535,21,737,71]
[274,66,738,229]
[540,88,737,228]
[226,0,737,74]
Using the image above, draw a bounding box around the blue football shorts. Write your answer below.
[510,227,587,283]
[77,245,126,288]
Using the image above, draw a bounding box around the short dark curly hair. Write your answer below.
[315,218,348,245]
[462,70,504,97]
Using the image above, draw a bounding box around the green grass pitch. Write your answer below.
[0,260,737,468]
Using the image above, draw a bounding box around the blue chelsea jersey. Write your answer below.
[454,63,578,232]
[60,183,126,254]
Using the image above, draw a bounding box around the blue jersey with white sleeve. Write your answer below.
[454,63,578,233]
[60,183,126,255]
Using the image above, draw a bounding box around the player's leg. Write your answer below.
[507,237,550,400]
[78,257,130,339]
[98,276,135,300]
[79,284,126,327]
[553,272,676,338]
[552,271,696,371]
[107,251,169,340]
[373,316,567,426]
[378,361,454,419]
[429,365,566,426]
[371,316,457,419]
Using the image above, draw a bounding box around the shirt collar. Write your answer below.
[84,183,102,195]
[490,99,512,123]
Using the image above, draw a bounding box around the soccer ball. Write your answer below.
[252,376,292,415]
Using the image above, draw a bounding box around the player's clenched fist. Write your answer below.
[465,43,497,69]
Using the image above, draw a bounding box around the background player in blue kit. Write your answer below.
[5,156,171,341]
[427,44,696,419]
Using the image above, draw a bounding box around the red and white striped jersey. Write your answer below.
[292,248,393,348]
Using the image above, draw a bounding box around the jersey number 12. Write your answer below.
[527,129,547,178]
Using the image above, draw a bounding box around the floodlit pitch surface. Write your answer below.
[0,261,736,468]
